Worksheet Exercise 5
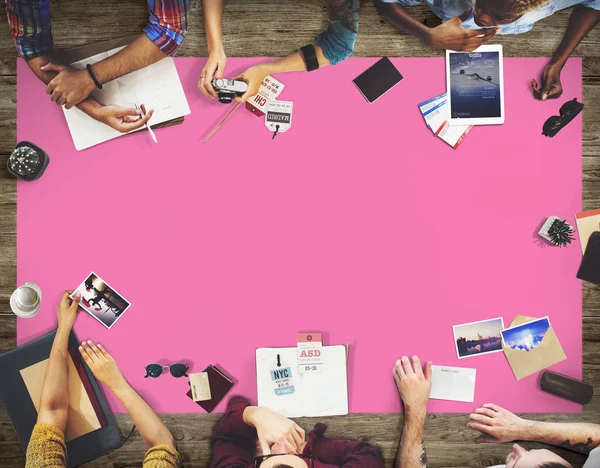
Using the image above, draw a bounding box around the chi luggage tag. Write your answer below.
[270,353,295,396]
[265,101,293,139]
[246,76,285,117]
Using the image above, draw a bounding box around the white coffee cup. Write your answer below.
[10,282,42,318]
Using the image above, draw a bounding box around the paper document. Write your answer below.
[256,346,348,417]
[430,365,476,402]
[63,46,190,150]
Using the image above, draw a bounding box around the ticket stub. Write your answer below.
[245,76,285,117]
[189,372,212,402]
[436,121,472,149]
[297,332,323,374]
[419,92,447,115]
[422,100,448,133]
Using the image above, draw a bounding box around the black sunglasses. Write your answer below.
[542,98,584,138]
[144,363,189,378]
[254,454,314,468]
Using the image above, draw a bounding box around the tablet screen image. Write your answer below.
[446,46,504,125]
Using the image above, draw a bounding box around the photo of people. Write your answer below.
[71,272,131,329]
[501,317,551,352]
[453,317,505,359]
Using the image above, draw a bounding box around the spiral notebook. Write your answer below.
[256,346,348,417]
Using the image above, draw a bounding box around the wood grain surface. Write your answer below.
[0,1,599,466]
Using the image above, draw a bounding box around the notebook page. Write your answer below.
[301,346,348,417]
[256,348,304,418]
[62,47,190,150]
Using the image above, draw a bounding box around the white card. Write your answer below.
[430,365,476,402]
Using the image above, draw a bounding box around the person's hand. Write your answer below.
[79,340,128,392]
[199,47,227,99]
[232,64,271,103]
[92,104,154,133]
[41,63,96,108]
[244,406,305,455]
[531,62,563,101]
[427,8,498,51]
[393,356,432,413]
[468,404,530,443]
[57,290,80,332]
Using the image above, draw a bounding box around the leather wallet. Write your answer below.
[186,365,234,413]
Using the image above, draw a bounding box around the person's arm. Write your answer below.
[43,0,189,108]
[394,356,432,468]
[532,4,600,100]
[210,397,257,468]
[373,1,497,52]
[78,341,175,449]
[311,438,384,467]
[231,0,359,102]
[36,291,80,432]
[198,0,227,99]
[243,406,305,454]
[468,404,600,455]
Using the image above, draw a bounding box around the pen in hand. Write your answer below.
[134,103,157,144]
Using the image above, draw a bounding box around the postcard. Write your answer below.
[430,365,476,403]
[453,317,505,359]
[71,272,131,329]
[501,315,566,380]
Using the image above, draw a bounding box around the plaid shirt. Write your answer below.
[6,0,189,59]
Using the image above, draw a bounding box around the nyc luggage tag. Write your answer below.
[270,353,296,396]
[245,76,285,117]
[266,101,293,140]
[297,332,323,374]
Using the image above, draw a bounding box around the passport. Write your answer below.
[186,365,234,413]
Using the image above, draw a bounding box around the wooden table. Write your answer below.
[0,1,599,466]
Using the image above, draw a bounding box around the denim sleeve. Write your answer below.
[315,0,360,65]
[580,0,600,10]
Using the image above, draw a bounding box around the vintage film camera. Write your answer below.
[211,78,249,104]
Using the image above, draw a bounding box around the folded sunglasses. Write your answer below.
[542,98,584,138]
[144,363,189,378]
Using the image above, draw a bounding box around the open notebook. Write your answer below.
[64,46,190,150]
[256,346,348,417]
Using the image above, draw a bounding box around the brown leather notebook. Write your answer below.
[186,365,234,413]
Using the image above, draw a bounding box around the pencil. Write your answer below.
[204,101,242,143]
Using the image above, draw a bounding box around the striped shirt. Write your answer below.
[5,0,189,59]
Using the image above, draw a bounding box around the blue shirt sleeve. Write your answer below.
[315,0,359,66]
[581,0,600,9]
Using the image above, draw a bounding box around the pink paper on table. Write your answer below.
[17,57,582,413]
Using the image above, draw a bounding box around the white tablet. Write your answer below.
[446,45,504,126]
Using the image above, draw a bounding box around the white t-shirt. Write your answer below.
[488,446,600,468]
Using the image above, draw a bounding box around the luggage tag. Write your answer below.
[270,353,295,396]
[297,332,323,374]
[245,76,285,117]
[265,101,293,139]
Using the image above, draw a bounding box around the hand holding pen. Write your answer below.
[134,103,157,143]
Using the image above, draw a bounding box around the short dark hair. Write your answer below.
[538,463,570,468]
[273,465,295,468]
